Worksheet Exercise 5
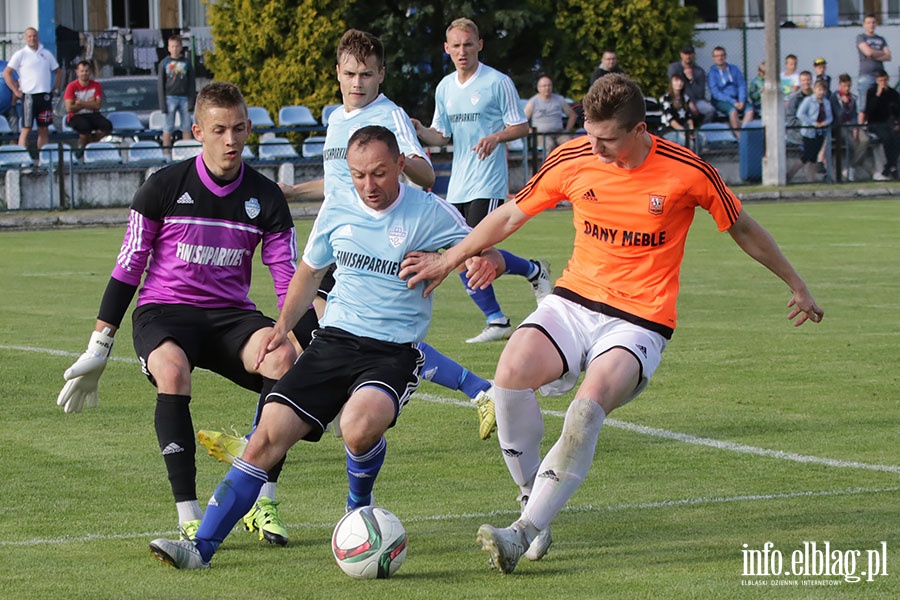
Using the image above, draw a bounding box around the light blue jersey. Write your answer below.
[430,63,527,204]
[303,184,471,343]
[323,94,430,196]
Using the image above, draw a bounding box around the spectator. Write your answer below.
[659,73,701,151]
[0,58,18,136]
[794,80,833,182]
[813,57,832,98]
[748,61,766,117]
[781,54,800,96]
[857,14,891,121]
[524,75,577,156]
[668,44,715,123]
[158,34,196,151]
[831,73,865,181]
[63,60,112,151]
[589,50,623,86]
[3,27,62,149]
[862,69,900,180]
[786,71,814,146]
[708,46,754,137]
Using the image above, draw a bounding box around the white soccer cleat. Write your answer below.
[518,494,552,561]
[149,538,209,569]
[466,321,512,344]
[476,523,528,574]
[528,259,552,304]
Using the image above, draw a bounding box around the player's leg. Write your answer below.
[340,387,395,510]
[416,341,496,439]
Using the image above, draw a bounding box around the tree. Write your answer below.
[205,0,346,122]
[549,0,698,100]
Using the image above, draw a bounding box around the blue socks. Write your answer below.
[499,250,538,278]
[346,437,386,509]
[194,458,267,563]
[416,342,491,399]
[459,271,505,323]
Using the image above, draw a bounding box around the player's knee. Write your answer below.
[261,343,296,379]
[149,360,191,390]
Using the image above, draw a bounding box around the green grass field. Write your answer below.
[1,200,898,599]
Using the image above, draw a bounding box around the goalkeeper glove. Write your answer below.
[56,328,115,414]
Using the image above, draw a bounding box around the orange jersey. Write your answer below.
[515,135,741,335]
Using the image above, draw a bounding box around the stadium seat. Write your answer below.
[699,122,738,148]
[241,145,255,160]
[39,142,75,167]
[258,137,299,160]
[0,118,11,133]
[149,109,183,131]
[321,103,341,126]
[106,111,145,132]
[0,144,33,167]
[82,141,123,164]
[171,139,203,161]
[302,135,326,158]
[278,105,317,127]
[248,106,275,128]
[127,140,167,164]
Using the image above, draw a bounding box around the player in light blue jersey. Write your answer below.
[277,29,496,421]
[149,126,506,569]
[413,18,551,343]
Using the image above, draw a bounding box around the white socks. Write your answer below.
[523,397,606,531]
[493,386,545,494]
[176,499,203,525]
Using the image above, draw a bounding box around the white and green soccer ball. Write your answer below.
[332,506,408,579]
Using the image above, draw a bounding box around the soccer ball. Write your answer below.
[332,506,408,579]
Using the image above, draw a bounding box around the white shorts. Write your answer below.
[520,294,668,402]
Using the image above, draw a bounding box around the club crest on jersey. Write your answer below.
[648,194,665,215]
[245,198,261,219]
[470,91,481,106]
[388,225,408,248]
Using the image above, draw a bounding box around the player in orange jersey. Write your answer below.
[400,73,824,574]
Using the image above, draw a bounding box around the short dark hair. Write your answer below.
[875,68,889,79]
[168,34,183,44]
[838,73,852,84]
[194,82,247,123]
[348,125,400,158]
[337,29,384,69]
[582,73,645,132]
[76,60,93,71]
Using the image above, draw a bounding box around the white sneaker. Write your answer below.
[528,259,551,304]
[518,494,552,561]
[466,321,512,344]
[476,523,527,574]
[149,538,209,569]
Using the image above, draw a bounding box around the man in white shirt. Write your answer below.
[3,27,62,148]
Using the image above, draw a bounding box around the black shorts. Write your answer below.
[132,304,275,392]
[67,112,112,135]
[801,134,826,163]
[265,327,423,442]
[22,93,53,128]
[453,198,505,228]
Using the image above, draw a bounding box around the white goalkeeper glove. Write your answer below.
[56,328,115,414]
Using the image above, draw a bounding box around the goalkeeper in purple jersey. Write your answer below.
[56,82,301,544]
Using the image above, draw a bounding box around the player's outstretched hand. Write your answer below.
[787,288,824,326]
[463,255,497,290]
[399,251,454,297]
[57,329,114,414]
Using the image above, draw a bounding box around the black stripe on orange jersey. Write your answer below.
[654,137,741,223]
[515,138,594,203]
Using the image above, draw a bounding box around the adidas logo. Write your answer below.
[348,471,373,479]
[176,192,194,205]
[581,189,598,203]
[162,442,185,455]
[421,367,438,381]
[537,469,559,482]
[502,447,523,458]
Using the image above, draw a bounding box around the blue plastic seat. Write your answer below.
[278,105,317,127]
[302,136,326,157]
[248,106,275,128]
[0,144,33,167]
[699,122,738,148]
[82,141,122,164]
[39,143,75,167]
[321,103,342,126]
[171,140,203,162]
[107,111,145,132]
[258,137,299,160]
[127,140,167,164]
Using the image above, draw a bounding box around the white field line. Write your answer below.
[1,485,896,547]
[8,345,900,475]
